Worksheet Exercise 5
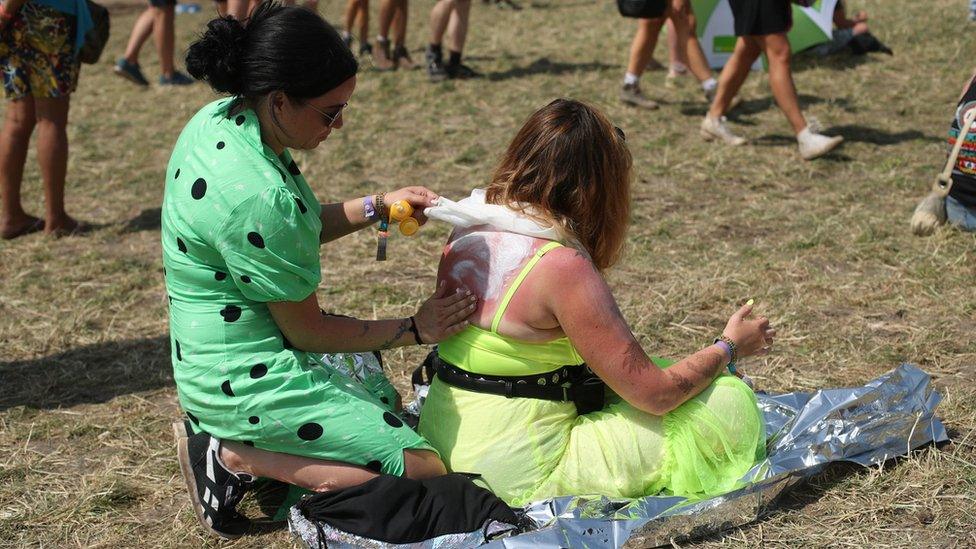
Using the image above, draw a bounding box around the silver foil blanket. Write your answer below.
[289,363,947,549]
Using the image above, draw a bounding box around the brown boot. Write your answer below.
[374,38,395,71]
[393,44,416,70]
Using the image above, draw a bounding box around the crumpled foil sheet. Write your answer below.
[289,363,947,549]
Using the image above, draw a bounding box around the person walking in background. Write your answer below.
[0,0,92,238]
[619,0,668,109]
[701,0,842,160]
[373,0,415,70]
[665,0,723,102]
[114,0,194,87]
[426,0,478,81]
[342,0,372,57]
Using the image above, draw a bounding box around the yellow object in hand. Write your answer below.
[389,200,419,236]
[746,299,754,307]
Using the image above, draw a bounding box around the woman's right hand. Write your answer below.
[721,302,775,359]
[413,281,477,344]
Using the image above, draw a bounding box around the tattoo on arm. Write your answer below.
[378,319,410,349]
[667,369,696,395]
[623,339,648,374]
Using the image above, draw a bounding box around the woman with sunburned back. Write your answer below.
[418,99,774,505]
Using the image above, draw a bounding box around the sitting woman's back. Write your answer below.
[419,99,772,506]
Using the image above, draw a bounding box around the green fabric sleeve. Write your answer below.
[215,186,322,303]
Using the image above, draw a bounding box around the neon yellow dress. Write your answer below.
[418,242,765,506]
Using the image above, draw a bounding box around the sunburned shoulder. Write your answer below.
[533,245,601,284]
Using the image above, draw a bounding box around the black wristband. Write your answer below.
[408,316,425,345]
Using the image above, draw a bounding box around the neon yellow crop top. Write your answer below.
[438,241,585,376]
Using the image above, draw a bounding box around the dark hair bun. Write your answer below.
[186,16,248,95]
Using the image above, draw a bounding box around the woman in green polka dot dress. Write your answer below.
[164,3,475,538]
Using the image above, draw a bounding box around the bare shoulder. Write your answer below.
[534,245,601,285]
[540,246,599,276]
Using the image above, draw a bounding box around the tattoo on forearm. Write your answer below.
[378,319,410,349]
[623,340,647,374]
[667,369,696,395]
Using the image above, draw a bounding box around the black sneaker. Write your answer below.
[427,59,448,82]
[173,421,255,539]
[446,62,482,79]
[359,41,373,57]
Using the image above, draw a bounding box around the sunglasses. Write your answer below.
[305,101,348,129]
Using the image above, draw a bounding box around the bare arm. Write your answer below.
[319,187,440,245]
[541,249,771,415]
[318,198,376,245]
[268,282,476,353]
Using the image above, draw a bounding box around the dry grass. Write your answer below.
[1,0,975,546]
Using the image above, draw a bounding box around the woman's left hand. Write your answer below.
[383,187,439,224]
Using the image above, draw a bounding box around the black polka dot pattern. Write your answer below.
[221,380,235,397]
[191,178,207,200]
[216,141,225,150]
[240,275,252,284]
[175,340,182,361]
[365,460,383,473]
[186,411,200,425]
[242,440,254,447]
[177,237,187,253]
[250,363,267,379]
[235,115,246,126]
[175,169,181,179]
[297,422,323,441]
[247,232,265,248]
[383,412,404,428]
[248,416,260,424]
[220,305,242,322]
[295,197,307,214]
[214,271,227,281]
[288,161,301,175]
[380,396,389,404]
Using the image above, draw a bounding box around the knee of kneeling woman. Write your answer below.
[402,449,447,479]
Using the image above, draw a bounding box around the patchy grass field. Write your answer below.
[2,0,975,546]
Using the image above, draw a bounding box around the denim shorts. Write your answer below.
[946,195,976,232]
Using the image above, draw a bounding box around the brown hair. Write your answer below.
[485,99,632,270]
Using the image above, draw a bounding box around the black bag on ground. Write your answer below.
[293,473,521,546]
[616,0,667,19]
[78,1,110,65]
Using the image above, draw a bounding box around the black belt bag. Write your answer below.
[417,351,606,415]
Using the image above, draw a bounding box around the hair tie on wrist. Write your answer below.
[408,316,425,345]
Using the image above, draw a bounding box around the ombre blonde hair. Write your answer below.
[484,99,632,270]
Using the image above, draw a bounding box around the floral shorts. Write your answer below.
[0,3,79,100]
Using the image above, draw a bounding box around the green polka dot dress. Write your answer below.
[162,99,434,475]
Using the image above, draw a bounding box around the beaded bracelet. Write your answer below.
[714,335,738,375]
[375,193,388,221]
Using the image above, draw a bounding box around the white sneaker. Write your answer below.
[700,115,746,146]
[796,126,843,160]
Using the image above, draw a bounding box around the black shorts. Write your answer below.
[729,0,793,36]
[617,0,667,19]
